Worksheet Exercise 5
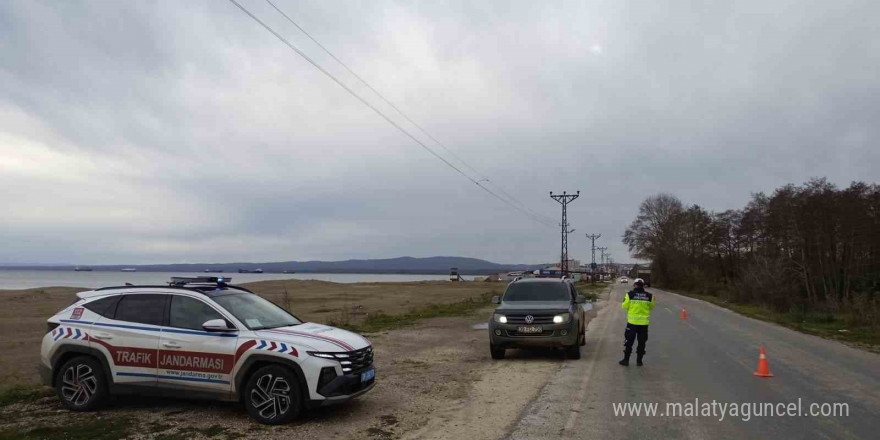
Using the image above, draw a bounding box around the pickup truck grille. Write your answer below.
[506,314,556,324]
[506,329,556,337]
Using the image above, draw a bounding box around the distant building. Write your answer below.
[547,259,581,271]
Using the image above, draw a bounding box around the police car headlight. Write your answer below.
[308,352,336,359]
[493,314,507,324]
[553,313,570,324]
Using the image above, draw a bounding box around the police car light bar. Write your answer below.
[169,276,232,286]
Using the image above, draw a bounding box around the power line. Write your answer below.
[226,0,555,228]
[263,0,556,226]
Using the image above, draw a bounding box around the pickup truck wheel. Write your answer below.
[490,344,505,360]
[565,343,581,360]
[579,325,586,346]
[244,365,302,425]
[56,356,108,411]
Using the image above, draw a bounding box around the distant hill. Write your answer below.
[4,256,548,275]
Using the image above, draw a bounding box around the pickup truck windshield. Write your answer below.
[503,283,571,302]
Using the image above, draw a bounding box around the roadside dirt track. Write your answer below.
[1,303,601,439]
[0,280,605,439]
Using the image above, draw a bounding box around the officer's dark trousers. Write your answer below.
[623,323,648,356]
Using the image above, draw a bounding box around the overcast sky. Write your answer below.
[1,0,878,265]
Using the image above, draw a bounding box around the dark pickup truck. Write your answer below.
[488,278,587,359]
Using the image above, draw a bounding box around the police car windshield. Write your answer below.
[212,293,301,330]
[503,283,571,302]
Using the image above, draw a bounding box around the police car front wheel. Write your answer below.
[244,365,302,424]
[56,356,108,411]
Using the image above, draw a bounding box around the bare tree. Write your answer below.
[622,180,879,324]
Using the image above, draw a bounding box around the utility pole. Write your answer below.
[585,233,601,272]
[561,222,575,270]
[550,191,579,276]
[598,247,608,274]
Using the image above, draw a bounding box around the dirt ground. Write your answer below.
[0,280,502,387]
[0,280,607,439]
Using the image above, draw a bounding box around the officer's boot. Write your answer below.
[618,351,630,366]
[636,353,644,366]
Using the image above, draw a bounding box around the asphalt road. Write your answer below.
[506,284,880,440]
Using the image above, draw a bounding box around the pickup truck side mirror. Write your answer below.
[491,295,501,304]
[575,295,586,304]
[203,319,236,332]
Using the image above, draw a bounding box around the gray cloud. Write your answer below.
[1,0,878,265]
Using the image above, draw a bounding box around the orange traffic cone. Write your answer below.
[680,308,687,319]
[753,347,774,377]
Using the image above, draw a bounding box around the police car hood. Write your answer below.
[255,323,369,353]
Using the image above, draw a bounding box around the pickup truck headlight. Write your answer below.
[493,314,507,324]
[553,313,571,324]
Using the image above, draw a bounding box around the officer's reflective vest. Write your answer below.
[621,288,656,325]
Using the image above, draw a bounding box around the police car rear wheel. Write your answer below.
[244,365,302,424]
[56,356,107,411]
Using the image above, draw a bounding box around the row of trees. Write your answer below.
[623,179,879,325]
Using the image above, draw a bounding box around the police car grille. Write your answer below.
[507,314,555,324]
[339,346,373,373]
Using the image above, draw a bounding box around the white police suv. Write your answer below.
[39,277,375,424]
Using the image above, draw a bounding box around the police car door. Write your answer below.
[157,294,238,393]
[90,294,165,387]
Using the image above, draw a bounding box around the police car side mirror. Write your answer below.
[203,319,236,332]
[491,295,501,304]
[575,295,586,304]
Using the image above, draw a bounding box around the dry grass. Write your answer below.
[247,279,502,322]
[0,280,504,391]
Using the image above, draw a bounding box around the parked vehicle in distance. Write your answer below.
[620,277,628,284]
[636,270,651,287]
[488,278,586,359]
[40,277,374,424]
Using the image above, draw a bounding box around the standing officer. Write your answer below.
[619,278,655,366]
